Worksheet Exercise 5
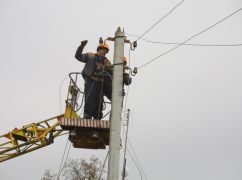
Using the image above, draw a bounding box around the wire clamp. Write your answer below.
[131,67,138,76]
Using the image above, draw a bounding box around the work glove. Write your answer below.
[81,40,88,47]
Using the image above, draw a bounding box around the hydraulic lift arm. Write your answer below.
[0,114,65,162]
[0,72,80,163]
[0,72,110,163]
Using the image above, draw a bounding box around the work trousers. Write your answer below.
[83,77,103,119]
[103,74,112,101]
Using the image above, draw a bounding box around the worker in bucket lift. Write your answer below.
[75,40,111,120]
[103,56,132,101]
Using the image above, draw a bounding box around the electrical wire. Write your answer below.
[121,48,132,174]
[80,72,112,118]
[57,141,71,179]
[59,75,69,114]
[121,114,129,179]
[80,80,95,117]
[127,148,143,180]
[121,49,146,180]
[97,75,105,120]
[122,90,147,180]
[135,0,185,42]
[122,109,130,180]
[128,139,149,180]
[128,33,242,47]
[123,48,132,113]
[98,151,109,180]
[121,49,132,167]
[57,75,72,180]
[57,72,105,180]
[138,8,242,70]
[56,137,70,180]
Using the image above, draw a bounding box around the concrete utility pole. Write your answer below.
[107,27,125,180]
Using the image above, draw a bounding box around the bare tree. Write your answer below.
[41,169,56,180]
[62,156,105,180]
[42,156,106,180]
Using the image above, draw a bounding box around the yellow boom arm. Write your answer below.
[0,114,65,162]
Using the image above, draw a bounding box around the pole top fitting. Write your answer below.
[115,27,125,38]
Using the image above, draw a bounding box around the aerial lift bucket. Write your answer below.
[60,72,110,149]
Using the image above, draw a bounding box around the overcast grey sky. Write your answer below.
[1,0,242,179]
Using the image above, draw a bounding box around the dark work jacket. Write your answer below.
[103,66,132,101]
[75,45,106,77]
[104,66,132,85]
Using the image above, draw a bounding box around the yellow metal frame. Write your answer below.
[0,114,65,162]
[0,72,82,162]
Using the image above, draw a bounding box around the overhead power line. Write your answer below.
[127,149,143,180]
[138,8,242,70]
[128,139,149,180]
[135,0,185,42]
[128,33,242,47]
[98,151,109,180]
[57,137,71,180]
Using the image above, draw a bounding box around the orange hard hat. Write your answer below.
[97,42,109,52]
[122,56,127,65]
